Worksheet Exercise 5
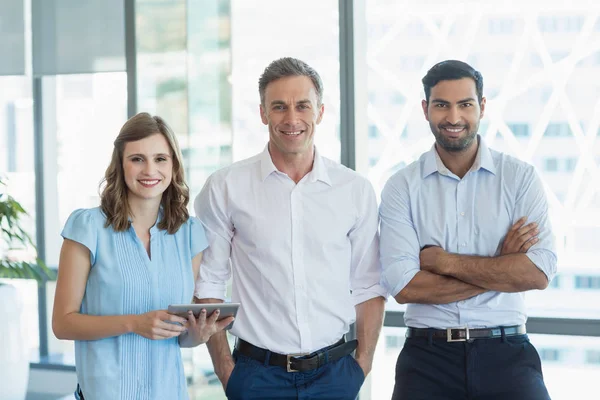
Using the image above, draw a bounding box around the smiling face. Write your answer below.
[260,75,324,160]
[122,133,173,205]
[422,77,486,152]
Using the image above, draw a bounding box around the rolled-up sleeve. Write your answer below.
[379,173,421,297]
[349,178,388,305]
[193,173,233,300]
[515,165,558,281]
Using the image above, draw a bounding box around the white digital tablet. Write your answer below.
[167,302,240,330]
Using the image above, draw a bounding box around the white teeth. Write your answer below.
[282,131,302,136]
[140,180,159,185]
[445,128,464,133]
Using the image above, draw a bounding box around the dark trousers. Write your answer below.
[225,350,365,399]
[392,334,551,400]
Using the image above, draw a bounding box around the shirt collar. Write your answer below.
[259,144,278,181]
[476,137,497,175]
[421,135,496,179]
[306,147,332,185]
[422,145,441,178]
[259,144,332,186]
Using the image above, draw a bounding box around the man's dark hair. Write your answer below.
[422,60,483,103]
[258,57,323,106]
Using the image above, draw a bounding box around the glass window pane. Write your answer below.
[32,0,125,75]
[54,73,127,228]
[136,0,230,200]
[0,0,26,75]
[45,72,128,362]
[0,76,35,243]
[0,75,36,367]
[529,334,600,399]
[230,0,340,163]
[364,0,600,321]
[368,327,406,399]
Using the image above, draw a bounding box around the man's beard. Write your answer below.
[431,122,479,152]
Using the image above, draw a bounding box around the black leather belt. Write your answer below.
[406,324,526,342]
[234,337,358,372]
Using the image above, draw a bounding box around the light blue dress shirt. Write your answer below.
[380,138,557,329]
[61,207,208,400]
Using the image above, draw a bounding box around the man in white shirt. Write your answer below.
[194,57,387,399]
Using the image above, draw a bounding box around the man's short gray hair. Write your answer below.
[258,57,324,106]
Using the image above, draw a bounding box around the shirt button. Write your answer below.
[460,212,465,216]
[462,242,467,247]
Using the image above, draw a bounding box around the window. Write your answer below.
[370,327,406,398]
[384,334,403,354]
[538,17,558,33]
[363,5,600,398]
[0,75,37,360]
[488,18,515,35]
[544,123,571,137]
[229,0,340,164]
[538,16,584,33]
[369,124,380,139]
[42,72,128,363]
[575,276,600,290]
[508,123,529,137]
[531,53,544,68]
[406,21,426,36]
[385,334,401,348]
[550,52,569,63]
[586,350,600,365]
[532,335,600,399]
[0,76,35,245]
[564,158,577,172]
[539,348,562,362]
[6,1,600,399]
[544,158,559,172]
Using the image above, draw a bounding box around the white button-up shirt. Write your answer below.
[194,146,387,354]
[380,138,557,329]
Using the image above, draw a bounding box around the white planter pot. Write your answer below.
[0,283,29,400]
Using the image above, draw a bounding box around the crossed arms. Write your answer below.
[397,219,548,305]
[379,167,557,306]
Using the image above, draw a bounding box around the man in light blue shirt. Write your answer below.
[380,60,556,400]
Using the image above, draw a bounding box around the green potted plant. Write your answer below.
[0,177,55,400]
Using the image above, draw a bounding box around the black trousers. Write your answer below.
[392,334,551,400]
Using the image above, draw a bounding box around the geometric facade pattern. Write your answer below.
[366,1,600,283]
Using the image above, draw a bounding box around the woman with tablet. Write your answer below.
[51,113,233,400]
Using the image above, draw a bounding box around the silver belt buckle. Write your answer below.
[447,326,469,342]
[286,353,309,372]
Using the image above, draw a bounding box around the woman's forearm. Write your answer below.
[53,312,136,341]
